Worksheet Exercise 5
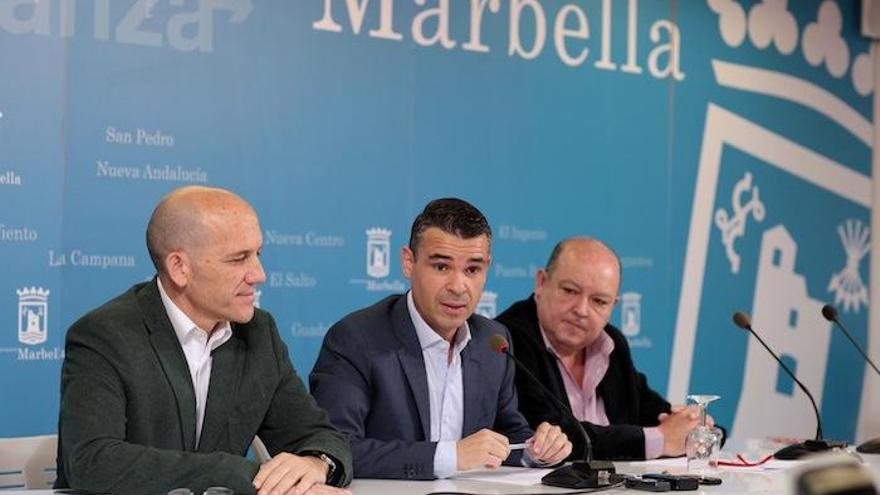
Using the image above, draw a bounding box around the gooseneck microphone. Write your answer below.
[821,304,880,376]
[732,311,839,459]
[489,334,615,488]
[488,334,594,460]
[821,304,880,454]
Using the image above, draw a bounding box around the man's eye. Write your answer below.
[594,298,613,308]
[466,266,482,275]
[433,264,448,272]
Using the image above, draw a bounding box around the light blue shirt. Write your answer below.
[406,291,470,479]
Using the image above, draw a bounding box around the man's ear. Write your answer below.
[401,246,415,279]
[534,269,548,297]
[164,251,190,288]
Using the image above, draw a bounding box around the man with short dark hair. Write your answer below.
[56,186,352,495]
[310,198,572,479]
[497,237,703,461]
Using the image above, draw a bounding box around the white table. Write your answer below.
[347,453,880,495]
[6,453,878,494]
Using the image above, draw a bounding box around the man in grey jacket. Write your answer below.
[56,186,352,495]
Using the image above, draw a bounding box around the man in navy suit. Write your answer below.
[310,198,571,479]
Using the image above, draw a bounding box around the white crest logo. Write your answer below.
[714,171,765,274]
[667,0,873,440]
[17,287,50,346]
[620,292,642,337]
[476,291,498,319]
[828,219,870,313]
[366,228,391,279]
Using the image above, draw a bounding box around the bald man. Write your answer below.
[497,238,706,461]
[56,186,352,495]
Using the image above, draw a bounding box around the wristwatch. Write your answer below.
[305,451,338,484]
[317,453,337,481]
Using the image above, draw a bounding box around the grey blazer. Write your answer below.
[56,280,352,494]
[309,294,534,479]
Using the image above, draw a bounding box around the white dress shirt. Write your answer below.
[406,291,471,479]
[157,278,233,447]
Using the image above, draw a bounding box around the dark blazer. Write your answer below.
[309,294,534,479]
[496,295,671,461]
[56,280,352,495]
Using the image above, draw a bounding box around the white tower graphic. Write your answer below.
[732,225,832,439]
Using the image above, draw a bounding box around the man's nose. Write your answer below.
[572,296,592,318]
[247,258,267,285]
[447,271,467,294]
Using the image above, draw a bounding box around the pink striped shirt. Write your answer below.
[540,327,664,459]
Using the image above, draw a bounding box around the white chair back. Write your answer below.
[250,436,271,464]
[0,434,58,490]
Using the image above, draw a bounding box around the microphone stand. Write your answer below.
[733,312,844,459]
[493,338,615,488]
[822,305,880,454]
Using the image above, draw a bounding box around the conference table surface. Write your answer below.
[9,452,879,494]
[348,452,880,495]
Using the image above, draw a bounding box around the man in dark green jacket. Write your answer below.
[56,186,352,495]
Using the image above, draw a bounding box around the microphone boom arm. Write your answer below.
[744,326,823,440]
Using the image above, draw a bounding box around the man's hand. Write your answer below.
[456,429,511,471]
[253,453,335,495]
[659,404,715,428]
[526,422,572,465]
[657,405,700,456]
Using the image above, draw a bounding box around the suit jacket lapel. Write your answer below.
[198,332,245,453]
[138,280,197,451]
[597,327,623,423]
[525,296,568,404]
[461,322,482,435]
[391,297,431,440]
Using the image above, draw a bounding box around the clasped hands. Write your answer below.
[658,404,717,457]
[456,422,572,471]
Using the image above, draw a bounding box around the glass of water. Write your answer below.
[685,394,722,474]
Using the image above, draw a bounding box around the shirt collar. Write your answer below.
[539,323,615,361]
[157,277,232,345]
[406,290,472,351]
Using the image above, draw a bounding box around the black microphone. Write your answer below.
[488,334,594,461]
[821,304,880,454]
[732,311,843,459]
[490,334,615,489]
[821,304,880,376]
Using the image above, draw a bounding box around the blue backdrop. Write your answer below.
[0,0,874,443]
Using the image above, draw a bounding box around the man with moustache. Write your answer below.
[56,186,352,495]
[497,238,706,461]
[310,198,572,479]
